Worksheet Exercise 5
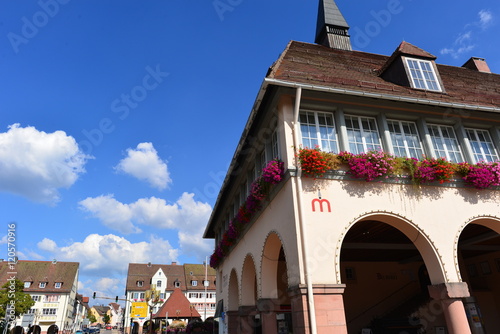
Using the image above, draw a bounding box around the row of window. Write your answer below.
[31,295,60,302]
[25,308,57,315]
[188,292,215,299]
[25,281,62,289]
[300,110,499,163]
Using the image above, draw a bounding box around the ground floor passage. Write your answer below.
[222,220,500,334]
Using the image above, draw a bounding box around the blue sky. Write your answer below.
[0,0,499,305]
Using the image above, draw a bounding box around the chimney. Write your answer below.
[171,261,177,265]
[462,57,491,73]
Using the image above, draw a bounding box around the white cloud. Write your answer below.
[38,233,178,276]
[79,195,141,234]
[78,192,213,259]
[0,124,90,204]
[441,9,494,59]
[478,10,493,29]
[115,142,171,190]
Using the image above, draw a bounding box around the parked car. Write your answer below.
[105,326,112,330]
[75,330,83,334]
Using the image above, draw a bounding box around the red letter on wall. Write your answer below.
[311,198,331,212]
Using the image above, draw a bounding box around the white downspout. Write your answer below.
[291,86,317,334]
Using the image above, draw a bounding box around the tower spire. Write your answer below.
[315,0,352,50]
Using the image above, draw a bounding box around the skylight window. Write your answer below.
[406,58,441,91]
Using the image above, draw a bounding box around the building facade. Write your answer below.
[203,1,500,334]
[0,260,80,334]
[123,262,216,334]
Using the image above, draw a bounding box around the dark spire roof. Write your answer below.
[315,0,351,50]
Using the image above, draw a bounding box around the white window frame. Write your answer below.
[406,58,442,91]
[174,281,181,288]
[54,282,62,289]
[387,119,424,158]
[299,110,339,152]
[42,308,56,315]
[191,280,198,287]
[137,281,143,287]
[465,128,499,163]
[345,115,382,154]
[427,124,464,162]
[24,281,31,288]
[32,295,41,302]
[156,280,162,288]
[39,282,46,288]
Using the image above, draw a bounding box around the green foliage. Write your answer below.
[0,279,35,319]
[103,314,111,324]
[87,313,97,323]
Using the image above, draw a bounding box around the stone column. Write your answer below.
[428,282,471,334]
[257,298,279,333]
[289,284,347,334]
[239,306,259,334]
[226,310,240,334]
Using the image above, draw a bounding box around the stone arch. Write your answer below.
[227,269,239,311]
[455,215,500,280]
[336,211,446,285]
[260,231,288,299]
[12,326,23,334]
[241,254,258,306]
[131,322,139,334]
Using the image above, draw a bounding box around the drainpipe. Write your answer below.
[291,87,318,334]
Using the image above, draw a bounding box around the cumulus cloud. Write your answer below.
[440,9,494,59]
[79,195,140,234]
[115,142,171,190]
[0,124,90,204]
[37,234,178,276]
[78,192,213,257]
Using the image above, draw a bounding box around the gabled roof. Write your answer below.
[92,305,110,315]
[0,260,78,293]
[268,40,500,110]
[126,263,186,291]
[153,289,201,319]
[183,264,216,290]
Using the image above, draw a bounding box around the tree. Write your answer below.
[87,313,97,324]
[0,279,35,319]
[103,314,111,325]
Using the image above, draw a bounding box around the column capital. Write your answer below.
[428,282,470,300]
[289,283,346,297]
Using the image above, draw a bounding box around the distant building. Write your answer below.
[203,1,500,333]
[73,294,90,331]
[108,303,123,328]
[0,260,79,334]
[123,262,216,334]
[89,305,110,326]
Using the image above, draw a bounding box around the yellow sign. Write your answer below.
[131,302,148,318]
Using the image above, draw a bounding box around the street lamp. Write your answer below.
[145,286,161,334]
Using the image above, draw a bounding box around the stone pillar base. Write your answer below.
[289,284,347,334]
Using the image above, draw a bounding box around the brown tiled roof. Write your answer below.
[268,41,500,110]
[93,305,110,315]
[126,263,186,291]
[153,288,200,319]
[183,264,216,290]
[0,260,78,293]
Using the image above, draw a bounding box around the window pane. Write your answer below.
[299,111,338,152]
[388,120,423,158]
[428,124,464,162]
[346,115,381,154]
[466,128,499,163]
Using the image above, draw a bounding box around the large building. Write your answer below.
[203,1,500,334]
[0,260,80,334]
[123,262,216,334]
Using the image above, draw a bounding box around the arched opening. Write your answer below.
[240,255,261,332]
[27,325,40,334]
[131,322,139,334]
[47,325,58,334]
[12,326,23,334]
[458,218,500,333]
[226,269,239,333]
[261,232,292,333]
[340,218,441,334]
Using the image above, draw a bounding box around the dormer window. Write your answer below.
[24,281,32,288]
[55,282,62,289]
[39,282,46,288]
[137,281,144,287]
[406,58,441,91]
[191,280,198,287]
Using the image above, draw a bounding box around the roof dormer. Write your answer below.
[380,41,444,93]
